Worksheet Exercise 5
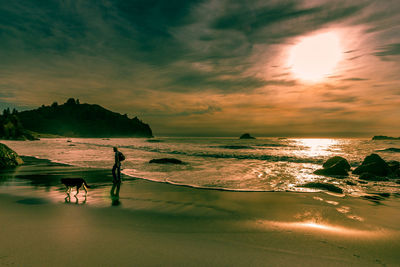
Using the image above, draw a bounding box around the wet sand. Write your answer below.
[0,157,400,266]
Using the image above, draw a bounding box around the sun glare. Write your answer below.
[289,32,342,82]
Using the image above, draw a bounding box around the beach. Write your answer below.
[0,157,399,266]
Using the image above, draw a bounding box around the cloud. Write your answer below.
[341,77,368,81]
[322,93,358,103]
[374,43,400,57]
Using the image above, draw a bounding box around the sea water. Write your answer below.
[2,137,400,196]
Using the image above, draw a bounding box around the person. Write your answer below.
[112,146,124,183]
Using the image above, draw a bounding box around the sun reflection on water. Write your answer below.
[292,138,341,157]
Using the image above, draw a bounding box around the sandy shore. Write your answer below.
[0,157,399,266]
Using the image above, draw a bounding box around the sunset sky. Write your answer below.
[1,0,399,137]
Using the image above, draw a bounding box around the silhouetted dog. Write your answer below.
[61,178,90,196]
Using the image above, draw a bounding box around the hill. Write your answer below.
[1,98,153,138]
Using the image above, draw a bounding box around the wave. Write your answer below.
[212,144,290,149]
[211,145,255,149]
[253,143,290,147]
[75,141,323,164]
[181,152,322,164]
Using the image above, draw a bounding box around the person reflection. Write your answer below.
[110,180,121,206]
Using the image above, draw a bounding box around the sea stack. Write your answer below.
[372,135,400,140]
[0,143,23,169]
[239,133,255,139]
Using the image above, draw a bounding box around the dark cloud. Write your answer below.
[322,93,358,103]
[164,105,222,117]
[211,2,321,33]
[374,43,400,57]
[300,107,347,114]
[341,77,368,81]
[210,2,365,43]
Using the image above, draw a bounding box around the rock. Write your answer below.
[361,195,385,203]
[239,133,255,139]
[322,156,351,171]
[372,135,400,140]
[353,154,391,176]
[359,173,389,181]
[313,156,350,176]
[387,160,400,173]
[146,139,163,143]
[0,143,23,169]
[298,182,343,194]
[149,158,184,164]
[345,180,357,186]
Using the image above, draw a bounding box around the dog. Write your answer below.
[61,178,91,196]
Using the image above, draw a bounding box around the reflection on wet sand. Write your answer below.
[255,219,395,238]
[110,181,121,206]
[64,193,87,204]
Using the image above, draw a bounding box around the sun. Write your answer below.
[288,32,342,82]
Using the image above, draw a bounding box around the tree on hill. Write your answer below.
[0,108,35,140]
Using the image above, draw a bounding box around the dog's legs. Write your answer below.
[76,186,79,196]
[83,184,88,195]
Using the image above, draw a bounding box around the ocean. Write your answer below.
[2,137,400,196]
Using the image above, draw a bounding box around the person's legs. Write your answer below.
[117,165,121,181]
[112,164,117,182]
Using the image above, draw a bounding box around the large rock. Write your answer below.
[359,173,389,182]
[322,156,351,171]
[149,158,184,164]
[313,156,350,176]
[352,154,391,176]
[239,133,255,139]
[0,143,23,169]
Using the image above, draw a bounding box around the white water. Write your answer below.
[2,137,400,195]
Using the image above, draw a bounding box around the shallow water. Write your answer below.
[2,137,400,195]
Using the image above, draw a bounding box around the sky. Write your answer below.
[0,0,399,137]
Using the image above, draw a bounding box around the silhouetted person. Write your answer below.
[112,147,125,183]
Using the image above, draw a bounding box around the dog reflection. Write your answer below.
[64,193,87,204]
